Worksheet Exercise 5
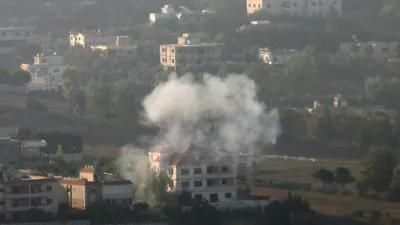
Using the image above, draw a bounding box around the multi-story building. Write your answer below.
[148,144,237,203]
[0,169,59,221]
[0,138,21,169]
[90,36,137,59]
[339,41,399,61]
[247,0,342,17]
[20,140,47,159]
[69,30,117,48]
[259,48,298,65]
[0,27,36,55]
[160,33,225,71]
[59,166,133,210]
[21,53,65,91]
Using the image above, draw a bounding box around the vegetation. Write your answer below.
[0,68,31,86]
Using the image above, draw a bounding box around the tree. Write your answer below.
[70,88,86,116]
[386,168,400,201]
[10,69,31,85]
[380,0,400,18]
[149,170,170,204]
[56,144,64,156]
[334,167,355,191]
[360,146,398,193]
[61,66,81,115]
[312,168,335,190]
[84,81,113,118]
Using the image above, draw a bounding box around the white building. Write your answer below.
[21,53,64,91]
[149,5,212,25]
[339,41,399,61]
[0,27,36,55]
[149,144,237,203]
[69,29,117,48]
[247,0,342,17]
[259,48,298,65]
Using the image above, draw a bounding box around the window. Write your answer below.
[207,179,213,187]
[194,180,202,187]
[311,2,317,6]
[293,2,298,7]
[15,31,20,36]
[383,48,389,53]
[51,77,55,81]
[181,168,189,175]
[221,166,229,172]
[0,201,4,206]
[91,189,96,193]
[169,181,174,188]
[46,186,52,192]
[54,68,60,73]
[25,31,30,37]
[258,4,261,8]
[172,49,175,53]
[221,179,227,185]
[210,193,218,203]
[194,168,202,174]
[47,199,53,204]
[1,32,6,37]
[169,168,174,175]
[225,192,232,199]
[0,188,4,192]
[266,4,271,8]
[172,59,175,63]
[194,194,203,201]
[128,51,133,55]
[181,181,190,188]
[253,4,256,7]
[248,3,251,7]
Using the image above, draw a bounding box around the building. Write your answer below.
[21,53,64,91]
[339,41,399,61]
[148,143,237,203]
[259,48,298,65]
[149,5,213,25]
[59,166,133,210]
[247,0,342,17]
[0,27,36,55]
[90,36,137,59]
[0,169,59,221]
[160,33,225,71]
[69,30,118,48]
[20,140,47,159]
[0,138,21,169]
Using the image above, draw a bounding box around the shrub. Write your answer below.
[25,98,48,112]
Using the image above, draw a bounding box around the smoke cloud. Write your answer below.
[118,73,281,202]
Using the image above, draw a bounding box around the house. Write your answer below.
[160,33,225,71]
[69,29,118,48]
[148,143,237,203]
[0,169,59,221]
[149,5,213,25]
[339,41,399,61]
[0,27,36,55]
[59,166,133,210]
[90,36,137,59]
[247,0,342,17]
[20,140,47,158]
[21,53,65,91]
[259,48,298,65]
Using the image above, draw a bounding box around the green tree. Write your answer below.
[313,168,335,190]
[360,146,398,193]
[61,66,81,115]
[334,167,355,191]
[56,144,64,156]
[10,69,31,85]
[386,168,400,201]
[149,169,170,204]
[380,0,400,18]
[85,81,113,118]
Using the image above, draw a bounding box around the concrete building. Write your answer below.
[148,144,237,203]
[149,5,213,25]
[0,169,59,221]
[0,138,21,169]
[339,41,399,61]
[21,53,64,91]
[90,36,137,59]
[160,33,225,71]
[0,27,36,55]
[247,0,342,17]
[259,48,298,65]
[20,140,47,159]
[69,30,117,48]
[59,166,133,210]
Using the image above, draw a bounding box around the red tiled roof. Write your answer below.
[5,177,57,185]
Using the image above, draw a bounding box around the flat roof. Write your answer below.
[91,45,137,49]
[0,27,35,31]
[161,43,224,47]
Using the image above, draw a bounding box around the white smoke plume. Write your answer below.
[143,73,280,156]
[118,73,281,201]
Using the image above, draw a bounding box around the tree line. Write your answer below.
[0,68,31,86]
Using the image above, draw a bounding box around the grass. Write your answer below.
[250,187,400,219]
